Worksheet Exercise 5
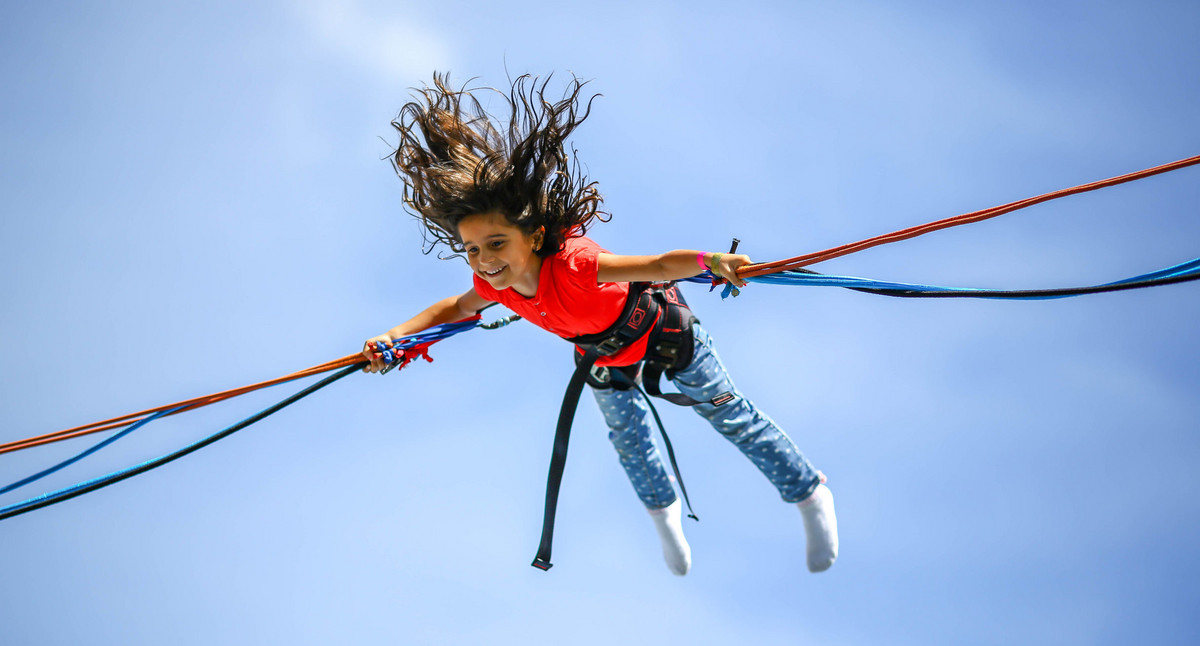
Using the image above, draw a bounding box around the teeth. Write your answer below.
[484,266,504,277]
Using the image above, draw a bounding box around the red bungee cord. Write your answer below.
[0,354,365,456]
[737,154,1200,279]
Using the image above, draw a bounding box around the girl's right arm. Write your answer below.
[361,287,493,373]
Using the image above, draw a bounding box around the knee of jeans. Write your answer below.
[712,410,771,442]
[673,361,730,395]
[694,397,752,427]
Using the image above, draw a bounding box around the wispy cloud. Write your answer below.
[294,0,456,80]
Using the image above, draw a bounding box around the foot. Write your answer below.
[648,499,692,576]
[797,484,838,573]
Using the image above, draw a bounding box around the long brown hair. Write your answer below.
[390,73,609,258]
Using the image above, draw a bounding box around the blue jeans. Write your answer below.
[590,323,821,509]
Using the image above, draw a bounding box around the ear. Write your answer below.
[533,226,546,250]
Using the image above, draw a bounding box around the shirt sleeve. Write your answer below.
[472,272,500,301]
[561,237,603,292]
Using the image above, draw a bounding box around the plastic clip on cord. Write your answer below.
[707,238,742,298]
[481,314,522,330]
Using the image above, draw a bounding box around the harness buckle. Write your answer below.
[588,363,611,384]
[595,336,625,356]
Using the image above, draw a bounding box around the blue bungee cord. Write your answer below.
[0,406,185,497]
[0,365,361,521]
[0,316,517,522]
[687,256,1200,299]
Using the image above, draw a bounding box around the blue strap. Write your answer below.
[685,257,1200,300]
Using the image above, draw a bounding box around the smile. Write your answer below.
[483,266,506,277]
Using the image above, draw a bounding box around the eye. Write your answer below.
[489,240,505,249]
[465,245,479,255]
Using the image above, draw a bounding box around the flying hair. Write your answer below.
[390,72,609,259]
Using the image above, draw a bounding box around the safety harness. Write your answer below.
[531,282,733,571]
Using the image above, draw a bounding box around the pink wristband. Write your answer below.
[696,252,708,271]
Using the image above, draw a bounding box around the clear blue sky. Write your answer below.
[2,1,1198,644]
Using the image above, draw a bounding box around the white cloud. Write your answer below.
[295,0,456,80]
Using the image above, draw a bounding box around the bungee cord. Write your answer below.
[0,357,358,456]
[1,154,1196,522]
[0,406,184,497]
[0,316,489,457]
[0,315,513,520]
[688,256,1200,300]
[0,366,360,521]
[737,154,1200,277]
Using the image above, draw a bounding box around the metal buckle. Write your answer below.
[595,336,624,356]
[589,364,611,384]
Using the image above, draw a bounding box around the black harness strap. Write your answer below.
[531,282,732,571]
[531,346,599,571]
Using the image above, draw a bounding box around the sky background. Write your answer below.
[2,1,1198,644]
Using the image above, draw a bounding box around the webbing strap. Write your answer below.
[641,362,734,407]
[532,348,599,571]
[636,384,699,521]
[607,369,700,522]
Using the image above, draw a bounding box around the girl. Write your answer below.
[363,74,837,576]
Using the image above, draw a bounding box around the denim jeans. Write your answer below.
[590,323,821,509]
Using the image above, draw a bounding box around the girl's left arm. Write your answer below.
[596,250,750,287]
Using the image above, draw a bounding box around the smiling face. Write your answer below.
[457,212,545,297]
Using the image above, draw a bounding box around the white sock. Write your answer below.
[797,484,838,573]
[648,499,692,576]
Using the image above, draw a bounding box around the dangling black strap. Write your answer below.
[531,347,600,571]
[636,383,700,521]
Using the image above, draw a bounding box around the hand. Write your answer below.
[361,334,395,373]
[711,253,751,288]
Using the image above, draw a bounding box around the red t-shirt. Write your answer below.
[472,236,651,367]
